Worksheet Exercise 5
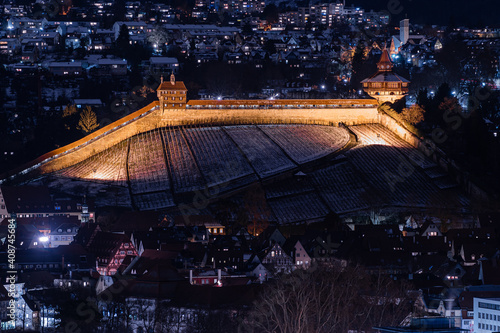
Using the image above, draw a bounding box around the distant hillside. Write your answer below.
[346,0,499,27]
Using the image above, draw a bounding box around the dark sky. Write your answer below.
[347,0,500,27]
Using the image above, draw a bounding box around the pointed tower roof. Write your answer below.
[377,48,393,72]
[361,47,410,104]
[361,48,409,84]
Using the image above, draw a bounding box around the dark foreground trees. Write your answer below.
[241,264,415,333]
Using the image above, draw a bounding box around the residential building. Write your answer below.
[49,223,80,248]
[96,58,128,76]
[149,57,179,75]
[474,298,500,333]
[47,61,83,76]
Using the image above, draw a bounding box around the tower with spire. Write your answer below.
[361,48,409,104]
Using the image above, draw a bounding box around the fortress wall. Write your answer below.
[1,101,377,181]
[34,105,377,175]
[159,107,379,127]
[377,111,422,148]
[38,103,165,174]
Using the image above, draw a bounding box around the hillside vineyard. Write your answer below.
[30,124,467,223]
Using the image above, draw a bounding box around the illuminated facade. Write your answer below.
[361,49,410,104]
[157,73,187,112]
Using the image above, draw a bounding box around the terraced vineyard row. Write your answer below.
[268,192,330,224]
[55,140,129,186]
[350,124,436,169]
[264,177,315,199]
[223,125,296,178]
[183,127,254,187]
[133,192,175,210]
[162,128,204,193]
[311,163,376,213]
[346,145,443,207]
[259,125,349,164]
[128,130,170,194]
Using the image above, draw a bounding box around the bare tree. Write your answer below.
[147,25,169,54]
[156,303,184,333]
[402,104,426,125]
[439,97,463,116]
[241,264,414,333]
[77,106,99,134]
[62,104,77,118]
[188,308,240,333]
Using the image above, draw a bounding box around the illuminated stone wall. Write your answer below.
[377,111,421,148]
[158,106,379,127]
[4,100,379,180]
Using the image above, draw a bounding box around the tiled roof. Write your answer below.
[157,80,187,91]
[361,72,410,83]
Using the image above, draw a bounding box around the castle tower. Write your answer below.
[361,48,409,104]
[157,73,187,112]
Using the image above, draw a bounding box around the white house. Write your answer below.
[474,297,500,333]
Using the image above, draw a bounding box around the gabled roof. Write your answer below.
[86,231,130,259]
[157,80,187,91]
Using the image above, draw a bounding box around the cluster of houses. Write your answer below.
[1,185,500,332]
[1,0,498,107]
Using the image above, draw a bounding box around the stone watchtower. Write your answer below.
[157,73,188,112]
[361,49,409,104]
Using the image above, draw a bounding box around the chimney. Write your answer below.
[170,72,175,85]
[217,269,222,285]
[160,75,163,84]
[189,270,193,285]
